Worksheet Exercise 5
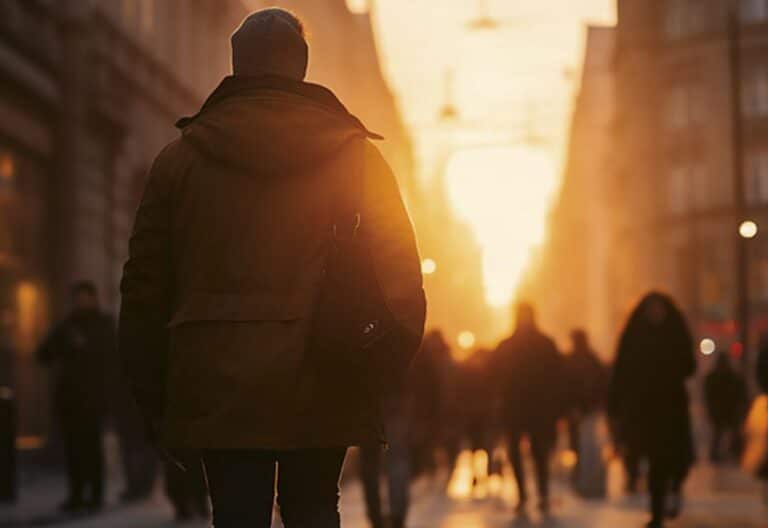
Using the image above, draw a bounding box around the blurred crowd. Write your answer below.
[2,284,768,528]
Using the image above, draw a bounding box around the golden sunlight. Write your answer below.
[445,146,558,307]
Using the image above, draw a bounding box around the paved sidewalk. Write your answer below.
[1,455,766,527]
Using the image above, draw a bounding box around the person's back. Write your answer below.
[119,9,426,528]
[492,303,563,515]
[495,324,564,432]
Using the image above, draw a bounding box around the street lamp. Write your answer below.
[739,220,759,239]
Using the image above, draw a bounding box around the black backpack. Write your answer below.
[307,142,408,399]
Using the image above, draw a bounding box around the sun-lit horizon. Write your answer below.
[445,146,559,307]
[366,0,617,310]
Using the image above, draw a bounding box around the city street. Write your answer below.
[2,452,765,528]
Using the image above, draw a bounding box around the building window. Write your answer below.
[665,0,704,39]
[743,67,768,117]
[746,151,768,204]
[691,164,710,211]
[741,0,768,23]
[668,166,690,214]
[667,164,711,214]
[665,84,699,129]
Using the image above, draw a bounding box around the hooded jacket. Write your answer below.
[119,76,426,449]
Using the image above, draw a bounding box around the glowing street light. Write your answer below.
[457,331,476,350]
[699,338,716,356]
[739,220,758,239]
[421,258,437,275]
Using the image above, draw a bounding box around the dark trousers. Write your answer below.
[166,459,208,520]
[0,398,16,502]
[709,423,743,462]
[117,420,159,499]
[203,448,347,528]
[508,427,554,504]
[648,454,688,523]
[61,413,104,505]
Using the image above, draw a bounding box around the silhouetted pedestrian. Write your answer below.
[38,281,115,514]
[564,329,608,459]
[756,339,768,484]
[608,292,695,528]
[704,354,748,463]
[119,8,426,528]
[360,395,411,528]
[0,315,16,504]
[492,302,566,516]
[564,329,608,497]
[456,348,499,485]
[408,330,450,477]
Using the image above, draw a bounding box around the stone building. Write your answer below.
[533,0,768,359]
[611,0,768,358]
[0,0,246,437]
[525,26,618,356]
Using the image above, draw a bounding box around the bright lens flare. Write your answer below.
[446,146,558,307]
[700,338,716,356]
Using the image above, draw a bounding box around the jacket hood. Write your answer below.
[177,76,382,175]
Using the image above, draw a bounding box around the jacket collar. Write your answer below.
[176,75,383,140]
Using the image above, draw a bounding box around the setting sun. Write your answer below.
[445,145,558,307]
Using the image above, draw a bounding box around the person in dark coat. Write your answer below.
[608,292,695,528]
[118,8,426,528]
[408,330,450,477]
[564,329,608,459]
[0,312,16,504]
[758,339,768,394]
[755,338,768,482]
[38,281,115,513]
[704,353,748,463]
[492,303,565,515]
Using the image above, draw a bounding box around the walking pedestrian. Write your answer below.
[0,314,16,504]
[492,302,566,516]
[564,329,608,459]
[564,329,608,497]
[608,292,695,528]
[704,353,748,463]
[119,8,426,528]
[359,395,411,528]
[38,281,115,514]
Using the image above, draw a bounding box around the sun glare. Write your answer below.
[446,146,558,307]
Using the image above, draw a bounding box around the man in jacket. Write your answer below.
[38,281,115,513]
[119,8,426,528]
[492,303,565,516]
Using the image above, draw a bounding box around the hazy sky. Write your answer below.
[362,1,617,308]
[369,0,616,155]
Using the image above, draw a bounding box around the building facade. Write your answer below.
[0,0,246,437]
[533,0,768,360]
[524,26,618,357]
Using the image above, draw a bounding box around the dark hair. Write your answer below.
[71,280,97,297]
